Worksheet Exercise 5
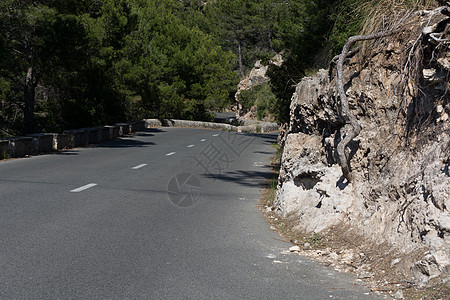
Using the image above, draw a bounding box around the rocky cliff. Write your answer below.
[275,7,449,287]
[234,55,283,119]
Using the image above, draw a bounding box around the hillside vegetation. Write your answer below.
[0,0,444,137]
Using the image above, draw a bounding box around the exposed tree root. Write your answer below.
[336,31,395,182]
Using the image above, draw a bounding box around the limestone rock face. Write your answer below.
[234,54,283,119]
[276,8,450,285]
[235,60,270,112]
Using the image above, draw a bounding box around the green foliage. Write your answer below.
[116,0,238,120]
[202,0,278,76]
[0,0,237,136]
[3,0,428,135]
[238,82,276,121]
[267,0,364,124]
[328,0,364,56]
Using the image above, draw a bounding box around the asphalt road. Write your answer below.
[0,128,380,299]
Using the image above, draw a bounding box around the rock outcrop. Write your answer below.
[275,7,449,286]
[235,54,283,118]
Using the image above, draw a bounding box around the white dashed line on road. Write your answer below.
[132,164,147,170]
[187,145,195,148]
[70,183,98,193]
[201,139,206,142]
[212,134,219,137]
[166,152,176,156]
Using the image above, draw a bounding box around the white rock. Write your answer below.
[289,245,301,252]
[394,289,404,299]
[391,258,401,266]
[358,272,372,279]
[329,252,339,259]
[423,68,436,79]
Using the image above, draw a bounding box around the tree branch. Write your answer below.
[336,30,394,182]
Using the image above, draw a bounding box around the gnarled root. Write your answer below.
[336,31,394,182]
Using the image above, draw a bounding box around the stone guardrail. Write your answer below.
[0,119,278,160]
[145,118,279,133]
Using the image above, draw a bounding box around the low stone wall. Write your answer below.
[0,140,8,159]
[101,126,118,142]
[1,118,278,160]
[146,118,279,133]
[116,123,131,136]
[81,127,102,145]
[28,133,54,154]
[145,119,163,128]
[130,120,146,132]
[54,133,74,150]
[64,130,87,148]
[8,137,33,158]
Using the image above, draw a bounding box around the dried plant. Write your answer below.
[334,0,447,182]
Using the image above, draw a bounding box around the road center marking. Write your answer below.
[166,152,176,156]
[201,139,206,142]
[132,164,147,170]
[187,145,195,148]
[212,134,219,137]
[70,183,98,193]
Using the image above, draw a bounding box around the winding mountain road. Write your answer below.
[0,128,380,299]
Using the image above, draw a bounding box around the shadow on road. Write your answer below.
[48,150,80,156]
[136,128,166,135]
[253,151,274,155]
[98,138,155,148]
[202,169,273,187]
[98,128,164,148]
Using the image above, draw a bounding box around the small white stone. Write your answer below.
[391,258,401,266]
[273,260,284,264]
[329,252,338,259]
[394,289,404,299]
[289,245,301,252]
[423,25,435,35]
[358,272,372,279]
[439,113,449,122]
[423,68,436,79]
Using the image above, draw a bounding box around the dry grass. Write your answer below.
[345,0,442,54]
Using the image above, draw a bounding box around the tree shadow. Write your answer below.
[254,133,277,145]
[202,169,273,188]
[98,138,155,148]
[97,128,163,148]
[48,150,80,155]
[137,128,165,135]
[253,151,274,155]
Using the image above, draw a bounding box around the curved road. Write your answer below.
[0,128,380,299]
